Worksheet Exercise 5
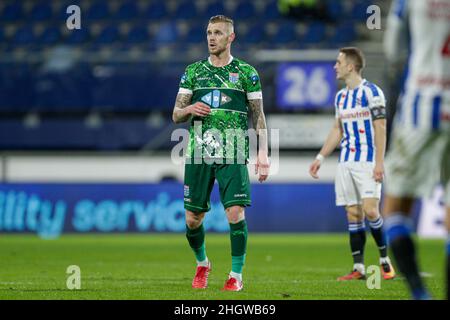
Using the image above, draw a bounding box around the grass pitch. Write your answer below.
[0,233,445,300]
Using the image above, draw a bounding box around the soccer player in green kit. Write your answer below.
[172,15,269,291]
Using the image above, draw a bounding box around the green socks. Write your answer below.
[230,220,248,274]
[186,220,248,274]
[186,224,206,262]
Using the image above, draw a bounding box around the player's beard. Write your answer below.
[208,42,227,56]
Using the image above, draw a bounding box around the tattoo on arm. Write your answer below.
[249,99,268,152]
[172,93,192,123]
[248,99,267,132]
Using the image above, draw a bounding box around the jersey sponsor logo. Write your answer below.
[180,73,187,84]
[250,74,259,85]
[184,185,190,197]
[200,90,232,108]
[229,72,239,83]
[341,110,371,119]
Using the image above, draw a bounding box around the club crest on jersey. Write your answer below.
[201,90,231,108]
[229,72,239,83]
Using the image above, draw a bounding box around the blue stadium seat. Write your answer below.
[204,2,226,18]
[29,2,53,21]
[328,22,356,46]
[144,2,168,20]
[241,23,266,44]
[1,2,24,22]
[12,26,36,46]
[66,27,89,44]
[270,22,297,44]
[184,24,206,45]
[326,0,345,22]
[85,1,110,20]
[302,22,326,45]
[0,64,34,112]
[126,25,150,44]
[153,22,179,46]
[233,2,256,20]
[174,1,197,20]
[38,26,61,45]
[94,25,120,44]
[262,1,281,20]
[351,0,370,22]
[114,1,139,20]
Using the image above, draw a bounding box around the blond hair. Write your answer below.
[208,15,234,34]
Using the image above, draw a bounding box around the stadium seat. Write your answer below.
[204,2,227,18]
[65,27,89,44]
[114,1,139,20]
[29,2,53,21]
[85,1,110,20]
[126,25,150,44]
[270,22,297,45]
[326,0,345,22]
[153,22,179,46]
[38,26,61,45]
[184,23,206,45]
[12,26,36,46]
[350,0,370,22]
[328,22,356,46]
[144,2,169,20]
[174,1,197,20]
[0,2,24,22]
[232,2,256,20]
[94,25,120,44]
[262,1,282,20]
[241,23,266,44]
[302,22,326,45]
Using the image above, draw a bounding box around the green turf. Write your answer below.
[0,233,445,300]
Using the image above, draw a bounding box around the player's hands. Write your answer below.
[187,102,211,117]
[373,162,384,183]
[255,151,269,183]
[309,159,321,179]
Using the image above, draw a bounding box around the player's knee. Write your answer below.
[346,206,363,222]
[226,206,245,224]
[185,211,205,229]
[362,205,379,220]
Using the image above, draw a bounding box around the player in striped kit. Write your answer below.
[383,0,450,300]
[309,47,396,281]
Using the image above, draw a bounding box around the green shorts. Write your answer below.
[183,163,251,213]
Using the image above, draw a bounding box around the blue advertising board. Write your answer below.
[276,62,336,110]
[0,183,350,238]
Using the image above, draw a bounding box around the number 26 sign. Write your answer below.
[276,62,336,110]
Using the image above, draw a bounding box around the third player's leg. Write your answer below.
[343,205,367,278]
[362,198,393,277]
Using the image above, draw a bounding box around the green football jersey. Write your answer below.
[178,56,262,163]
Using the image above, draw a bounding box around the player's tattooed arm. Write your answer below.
[248,98,268,152]
[172,93,211,123]
[249,98,269,182]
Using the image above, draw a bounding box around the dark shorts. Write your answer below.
[183,163,251,213]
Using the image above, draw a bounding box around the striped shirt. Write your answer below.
[384,0,450,131]
[335,79,386,163]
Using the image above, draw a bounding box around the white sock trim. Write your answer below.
[197,257,209,267]
[229,271,242,282]
[353,263,365,274]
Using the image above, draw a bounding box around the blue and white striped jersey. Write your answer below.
[335,79,386,163]
[384,0,450,131]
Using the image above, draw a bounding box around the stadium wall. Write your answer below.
[0,155,445,238]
